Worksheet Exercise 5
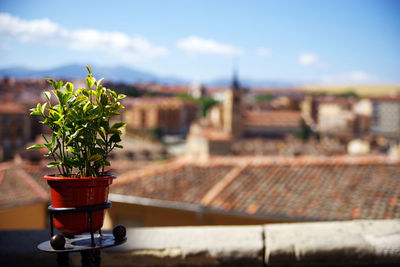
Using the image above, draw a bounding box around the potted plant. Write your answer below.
[28,66,126,235]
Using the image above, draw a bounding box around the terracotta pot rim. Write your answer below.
[43,174,116,181]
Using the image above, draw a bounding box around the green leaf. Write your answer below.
[97,78,104,86]
[67,95,76,104]
[30,110,42,116]
[70,128,82,139]
[107,128,121,134]
[109,134,121,143]
[81,89,90,98]
[74,88,83,96]
[66,129,82,145]
[96,138,106,146]
[111,122,126,129]
[55,90,65,106]
[66,148,75,153]
[63,92,72,106]
[51,134,55,146]
[46,78,58,89]
[98,127,106,140]
[57,80,63,89]
[93,147,106,155]
[47,161,61,167]
[83,102,90,113]
[117,94,127,100]
[86,77,94,89]
[107,89,117,99]
[86,65,92,74]
[44,91,51,101]
[75,95,87,102]
[88,154,103,161]
[27,144,47,150]
[65,82,74,93]
[41,102,47,115]
[50,109,61,120]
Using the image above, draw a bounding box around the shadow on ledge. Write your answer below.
[0,220,399,267]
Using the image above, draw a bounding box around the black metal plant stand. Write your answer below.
[37,201,127,267]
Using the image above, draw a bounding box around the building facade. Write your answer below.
[371,97,400,139]
[0,104,31,161]
[123,97,200,135]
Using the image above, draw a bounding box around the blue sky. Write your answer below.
[0,0,399,84]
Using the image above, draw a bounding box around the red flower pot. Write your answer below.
[44,175,116,235]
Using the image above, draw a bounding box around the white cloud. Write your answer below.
[255,47,271,57]
[0,13,168,60]
[298,52,318,66]
[321,71,373,84]
[349,71,370,82]
[177,36,243,56]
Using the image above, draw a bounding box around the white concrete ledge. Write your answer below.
[1,220,399,266]
[265,220,400,266]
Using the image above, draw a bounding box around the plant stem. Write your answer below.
[43,135,61,174]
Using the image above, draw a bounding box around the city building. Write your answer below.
[371,96,400,140]
[0,103,31,161]
[187,72,303,156]
[122,97,200,135]
[244,110,301,138]
[301,96,372,139]
[188,81,205,98]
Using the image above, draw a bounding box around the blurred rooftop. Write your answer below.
[112,154,400,222]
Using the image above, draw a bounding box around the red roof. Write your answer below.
[244,110,301,128]
[0,161,48,209]
[111,155,400,221]
[0,103,27,115]
[123,96,198,108]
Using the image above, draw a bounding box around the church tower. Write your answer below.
[223,69,243,138]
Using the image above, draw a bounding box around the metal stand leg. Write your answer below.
[81,250,101,267]
[57,252,70,267]
[50,213,54,237]
[89,211,95,247]
[94,250,101,267]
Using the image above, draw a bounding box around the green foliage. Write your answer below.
[255,94,273,103]
[294,119,320,141]
[147,127,164,140]
[338,91,359,98]
[27,66,126,177]
[176,93,219,117]
[103,82,140,97]
[199,97,219,117]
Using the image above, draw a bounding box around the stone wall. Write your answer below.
[1,220,399,266]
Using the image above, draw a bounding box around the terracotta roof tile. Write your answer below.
[112,165,233,204]
[244,110,301,128]
[0,163,48,209]
[0,103,28,114]
[112,155,400,221]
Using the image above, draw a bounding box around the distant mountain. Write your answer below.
[0,64,189,85]
[0,64,300,87]
[204,78,297,88]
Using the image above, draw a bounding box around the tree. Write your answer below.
[255,94,273,103]
[294,119,320,141]
[176,93,219,117]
